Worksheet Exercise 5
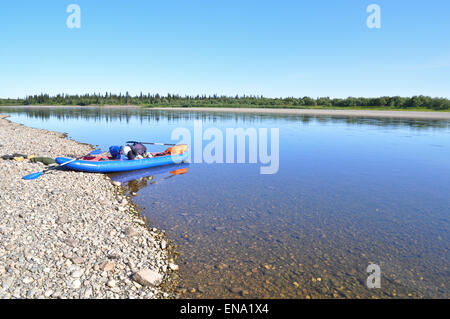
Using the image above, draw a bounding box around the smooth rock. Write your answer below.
[70,279,81,289]
[169,263,179,271]
[99,261,115,272]
[66,238,79,248]
[124,227,138,237]
[71,269,84,278]
[71,257,85,264]
[83,287,93,298]
[230,287,243,294]
[132,269,163,287]
[5,244,16,251]
[56,216,69,225]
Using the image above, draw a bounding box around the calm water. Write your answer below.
[1,106,449,298]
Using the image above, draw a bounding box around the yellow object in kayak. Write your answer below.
[165,144,188,155]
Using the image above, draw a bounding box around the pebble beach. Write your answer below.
[0,114,177,299]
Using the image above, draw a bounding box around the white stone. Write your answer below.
[132,268,163,287]
[70,279,82,289]
[169,263,179,271]
[83,287,93,298]
[71,269,84,278]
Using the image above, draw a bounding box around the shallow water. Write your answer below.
[1,106,449,298]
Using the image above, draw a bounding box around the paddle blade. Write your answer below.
[22,171,43,180]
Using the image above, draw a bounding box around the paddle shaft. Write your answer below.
[126,141,176,146]
[57,157,78,167]
[56,149,103,168]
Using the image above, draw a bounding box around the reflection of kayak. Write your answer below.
[170,167,187,175]
[110,163,189,193]
[110,163,189,184]
[55,151,189,173]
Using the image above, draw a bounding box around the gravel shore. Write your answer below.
[0,115,176,299]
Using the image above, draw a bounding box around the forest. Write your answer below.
[0,93,449,110]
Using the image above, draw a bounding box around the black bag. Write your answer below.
[131,143,147,156]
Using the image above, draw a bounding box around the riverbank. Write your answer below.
[0,114,177,299]
[151,107,450,120]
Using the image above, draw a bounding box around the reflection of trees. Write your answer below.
[0,106,448,130]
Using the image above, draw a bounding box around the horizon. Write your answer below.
[1,0,449,98]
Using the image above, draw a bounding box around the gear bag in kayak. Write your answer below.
[109,146,121,159]
[131,143,147,155]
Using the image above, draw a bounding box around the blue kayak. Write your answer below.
[55,151,189,173]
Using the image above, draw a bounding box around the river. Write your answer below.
[1,106,449,298]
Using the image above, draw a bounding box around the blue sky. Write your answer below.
[0,0,449,98]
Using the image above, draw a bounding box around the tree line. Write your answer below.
[0,93,449,110]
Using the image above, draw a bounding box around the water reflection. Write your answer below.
[1,106,449,130]
[109,163,190,193]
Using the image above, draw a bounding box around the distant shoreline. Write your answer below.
[1,104,450,120]
[151,107,450,120]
